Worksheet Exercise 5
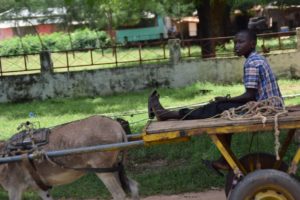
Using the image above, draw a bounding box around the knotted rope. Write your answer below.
[217,96,287,160]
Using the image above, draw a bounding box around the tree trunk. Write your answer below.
[106,9,115,44]
[196,0,214,58]
[196,0,231,58]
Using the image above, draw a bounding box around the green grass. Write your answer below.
[0,80,299,199]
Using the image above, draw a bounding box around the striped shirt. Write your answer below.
[243,51,283,106]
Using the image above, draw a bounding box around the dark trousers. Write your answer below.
[178,101,245,120]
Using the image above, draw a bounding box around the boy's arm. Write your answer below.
[215,88,257,103]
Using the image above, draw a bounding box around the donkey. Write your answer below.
[0,115,139,200]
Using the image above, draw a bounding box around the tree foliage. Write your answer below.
[59,0,167,30]
[1,0,300,39]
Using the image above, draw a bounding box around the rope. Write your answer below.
[217,97,287,160]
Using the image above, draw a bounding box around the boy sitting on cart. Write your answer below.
[148,29,283,173]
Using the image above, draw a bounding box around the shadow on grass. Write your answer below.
[0,83,226,121]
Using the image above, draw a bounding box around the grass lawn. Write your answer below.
[0,79,299,199]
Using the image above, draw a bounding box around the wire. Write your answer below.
[100,93,300,119]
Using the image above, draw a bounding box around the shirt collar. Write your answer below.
[246,51,257,60]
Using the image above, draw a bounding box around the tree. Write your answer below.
[61,0,230,57]
[0,0,15,13]
[4,0,300,56]
[190,0,231,57]
[160,0,195,39]
[61,0,166,43]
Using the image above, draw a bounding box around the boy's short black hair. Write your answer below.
[237,29,257,43]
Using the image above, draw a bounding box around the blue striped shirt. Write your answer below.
[244,51,283,106]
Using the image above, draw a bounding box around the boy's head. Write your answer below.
[234,29,257,57]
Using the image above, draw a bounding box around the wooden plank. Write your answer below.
[145,110,300,135]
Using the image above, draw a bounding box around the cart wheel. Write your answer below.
[228,169,300,200]
[225,153,288,197]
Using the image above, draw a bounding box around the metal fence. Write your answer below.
[51,41,169,72]
[0,31,297,76]
[181,31,297,59]
[0,53,41,76]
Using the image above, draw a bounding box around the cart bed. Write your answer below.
[144,106,300,136]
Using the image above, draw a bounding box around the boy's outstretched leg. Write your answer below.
[148,90,181,121]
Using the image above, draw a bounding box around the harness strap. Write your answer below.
[72,164,121,173]
[47,157,122,173]
[21,154,52,191]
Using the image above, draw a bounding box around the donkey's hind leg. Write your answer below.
[38,190,53,200]
[96,172,126,200]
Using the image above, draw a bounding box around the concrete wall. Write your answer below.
[1,29,300,103]
[0,63,173,103]
[171,50,300,88]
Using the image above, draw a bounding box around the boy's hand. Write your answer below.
[215,94,231,103]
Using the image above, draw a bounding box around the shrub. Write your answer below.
[71,28,110,49]
[0,28,110,55]
[22,35,43,53]
[42,32,70,51]
[0,38,24,55]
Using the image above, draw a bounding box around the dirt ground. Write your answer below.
[140,190,226,200]
[62,190,226,200]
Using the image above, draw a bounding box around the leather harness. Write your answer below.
[21,154,122,191]
[21,154,52,191]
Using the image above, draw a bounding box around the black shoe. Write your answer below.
[211,158,230,170]
[202,159,224,177]
[148,90,158,119]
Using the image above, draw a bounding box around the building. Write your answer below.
[115,15,167,44]
[0,8,79,40]
[252,4,300,32]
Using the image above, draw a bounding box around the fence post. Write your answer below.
[40,50,53,74]
[297,27,300,51]
[168,39,181,65]
[295,129,300,144]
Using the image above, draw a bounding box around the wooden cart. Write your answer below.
[141,106,300,200]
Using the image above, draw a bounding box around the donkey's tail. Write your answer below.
[118,162,139,199]
[116,118,140,200]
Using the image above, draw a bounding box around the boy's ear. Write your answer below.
[251,40,256,48]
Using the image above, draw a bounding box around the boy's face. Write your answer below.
[234,32,256,57]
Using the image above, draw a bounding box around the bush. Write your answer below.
[0,38,24,55]
[0,28,110,55]
[43,32,71,51]
[71,28,110,49]
[22,35,43,53]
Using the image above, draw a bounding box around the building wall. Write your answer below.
[0,24,58,40]
[171,50,300,88]
[265,8,300,31]
[0,28,14,40]
[36,24,57,35]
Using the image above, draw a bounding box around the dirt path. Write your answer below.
[140,190,226,200]
[63,190,226,200]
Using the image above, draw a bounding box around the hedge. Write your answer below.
[0,28,111,56]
